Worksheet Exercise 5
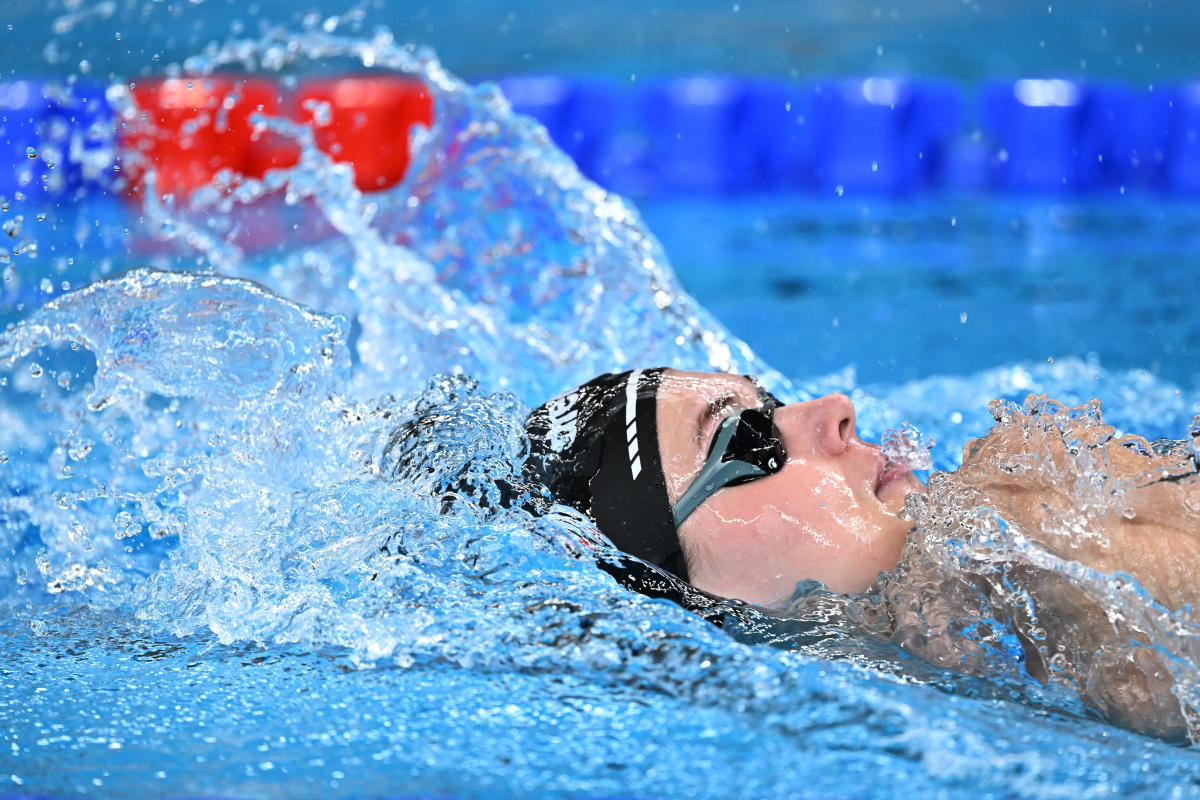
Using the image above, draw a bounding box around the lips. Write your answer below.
[874,451,913,498]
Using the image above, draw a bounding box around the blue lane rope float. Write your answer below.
[3,75,1200,200]
[0,80,115,200]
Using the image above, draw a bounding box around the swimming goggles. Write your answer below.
[672,397,787,527]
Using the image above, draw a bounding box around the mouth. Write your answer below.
[874,451,913,498]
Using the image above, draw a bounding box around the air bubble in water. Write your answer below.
[25,147,37,160]
[28,363,43,378]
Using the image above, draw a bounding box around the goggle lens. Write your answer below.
[673,403,787,527]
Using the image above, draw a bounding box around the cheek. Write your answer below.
[683,472,911,601]
[696,465,861,553]
[770,463,871,541]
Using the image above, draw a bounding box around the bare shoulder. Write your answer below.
[954,394,1200,609]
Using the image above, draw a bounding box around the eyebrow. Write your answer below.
[692,376,760,453]
[694,393,735,451]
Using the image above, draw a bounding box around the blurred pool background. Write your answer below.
[5,0,1200,387]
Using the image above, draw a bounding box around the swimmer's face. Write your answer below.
[656,370,926,606]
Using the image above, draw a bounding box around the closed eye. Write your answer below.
[695,392,736,454]
[694,377,766,458]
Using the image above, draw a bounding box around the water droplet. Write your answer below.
[28,363,43,378]
[0,451,7,464]
[25,147,36,160]
[835,185,844,197]
[67,438,93,461]
[871,161,879,173]
[30,619,46,636]
[959,311,968,324]
[1122,508,1137,520]
[114,510,140,539]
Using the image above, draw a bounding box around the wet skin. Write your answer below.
[927,402,1200,739]
[651,378,1200,738]
[654,370,926,606]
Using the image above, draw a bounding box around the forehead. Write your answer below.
[657,370,758,407]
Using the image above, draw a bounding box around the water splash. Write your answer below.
[881,421,935,471]
[103,29,790,405]
[0,33,792,679]
[879,394,1200,742]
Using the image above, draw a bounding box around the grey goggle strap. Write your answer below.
[672,412,769,528]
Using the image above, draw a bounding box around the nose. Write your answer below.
[775,392,857,457]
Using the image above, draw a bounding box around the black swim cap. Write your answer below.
[524,368,688,580]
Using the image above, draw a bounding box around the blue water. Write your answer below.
[7,0,1200,84]
[641,193,1200,388]
[3,6,1200,800]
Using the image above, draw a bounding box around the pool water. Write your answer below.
[643,193,1200,389]
[2,7,1200,800]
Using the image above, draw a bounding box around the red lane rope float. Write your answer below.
[122,74,432,200]
[293,75,432,192]
[123,76,286,199]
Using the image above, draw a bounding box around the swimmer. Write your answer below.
[524,368,1200,740]
[524,368,924,605]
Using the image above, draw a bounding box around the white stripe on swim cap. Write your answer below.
[626,369,642,479]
